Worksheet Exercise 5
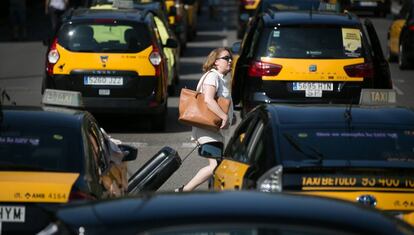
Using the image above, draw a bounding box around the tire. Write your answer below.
[386,45,397,62]
[151,104,167,132]
[398,43,410,70]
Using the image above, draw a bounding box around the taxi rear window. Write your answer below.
[263,0,341,12]
[259,26,364,59]
[57,21,152,53]
[279,129,414,163]
[0,127,82,172]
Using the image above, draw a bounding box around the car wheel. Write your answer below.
[398,43,410,70]
[386,45,397,62]
[151,105,167,132]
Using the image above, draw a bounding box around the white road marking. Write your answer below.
[393,83,404,95]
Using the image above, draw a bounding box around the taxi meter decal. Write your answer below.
[0,172,79,203]
[301,176,414,190]
[342,28,362,57]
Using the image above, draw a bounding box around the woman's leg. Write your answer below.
[182,158,217,191]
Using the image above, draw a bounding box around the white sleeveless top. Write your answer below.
[191,69,233,145]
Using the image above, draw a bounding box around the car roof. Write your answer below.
[1,105,86,129]
[265,104,414,127]
[262,11,360,27]
[64,8,147,22]
[55,191,412,234]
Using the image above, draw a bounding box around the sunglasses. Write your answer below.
[217,56,232,62]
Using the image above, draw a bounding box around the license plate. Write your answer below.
[293,82,333,98]
[84,76,123,86]
[359,1,377,6]
[0,206,25,222]
[99,89,110,96]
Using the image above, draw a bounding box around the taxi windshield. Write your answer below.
[58,22,152,53]
[260,26,364,59]
[279,129,414,163]
[0,126,82,172]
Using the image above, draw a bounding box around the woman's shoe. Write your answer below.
[174,185,185,192]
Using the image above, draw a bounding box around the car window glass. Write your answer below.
[280,128,414,163]
[58,22,152,53]
[0,126,81,171]
[225,115,258,163]
[247,120,265,163]
[259,26,364,59]
[88,122,109,173]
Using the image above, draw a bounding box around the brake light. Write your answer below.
[241,0,256,6]
[149,44,162,76]
[69,190,96,201]
[46,38,59,76]
[408,25,414,31]
[248,60,282,77]
[343,62,373,78]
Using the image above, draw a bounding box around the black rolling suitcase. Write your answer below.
[128,146,182,194]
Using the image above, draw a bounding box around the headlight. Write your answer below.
[257,165,283,192]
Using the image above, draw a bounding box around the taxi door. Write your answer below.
[364,18,392,89]
[213,112,268,190]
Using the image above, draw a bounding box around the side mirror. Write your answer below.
[198,144,222,159]
[165,38,178,48]
[231,41,241,54]
[119,144,138,161]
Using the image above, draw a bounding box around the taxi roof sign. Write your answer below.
[112,0,133,9]
[42,89,84,108]
[359,89,397,105]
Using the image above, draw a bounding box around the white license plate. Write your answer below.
[84,76,123,86]
[0,206,25,222]
[99,89,110,96]
[293,82,333,91]
[359,1,377,6]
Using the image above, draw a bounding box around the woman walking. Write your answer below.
[176,47,233,192]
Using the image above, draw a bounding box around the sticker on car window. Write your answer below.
[273,30,280,38]
[342,28,362,57]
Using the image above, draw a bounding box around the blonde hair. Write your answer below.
[202,47,232,72]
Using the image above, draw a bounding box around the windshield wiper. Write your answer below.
[283,133,323,163]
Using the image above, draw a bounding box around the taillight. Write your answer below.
[46,38,59,76]
[248,60,282,77]
[241,0,256,6]
[69,191,96,201]
[343,62,373,78]
[408,25,414,31]
[149,45,162,76]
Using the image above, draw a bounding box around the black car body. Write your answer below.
[0,92,138,234]
[40,191,414,235]
[210,100,414,226]
[231,10,391,116]
[42,7,178,131]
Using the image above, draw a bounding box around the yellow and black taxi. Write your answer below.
[42,5,178,131]
[237,0,261,38]
[231,9,392,116]
[162,0,188,52]
[387,0,414,69]
[347,0,391,17]
[202,90,414,226]
[39,191,414,235]
[0,89,138,234]
[184,0,199,41]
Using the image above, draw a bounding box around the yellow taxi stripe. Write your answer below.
[0,172,79,203]
[261,57,365,81]
[54,45,155,76]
